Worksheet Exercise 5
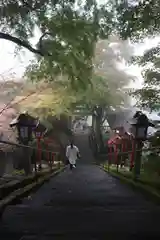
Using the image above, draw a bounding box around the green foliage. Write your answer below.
[140,46,160,66]
[114,0,160,40]
[150,134,160,147]
[24,38,130,116]
[144,134,160,175]
[132,87,160,110]
[144,153,160,175]
[16,71,125,120]
[85,75,125,108]
[24,38,129,118]
[114,0,160,110]
[130,45,160,110]
[0,0,115,87]
[16,83,77,116]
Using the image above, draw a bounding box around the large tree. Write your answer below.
[110,0,160,111]
[130,46,160,111]
[0,0,114,87]
[23,36,134,153]
[90,37,135,153]
[94,38,134,102]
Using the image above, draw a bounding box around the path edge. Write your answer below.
[0,166,66,215]
[101,165,160,205]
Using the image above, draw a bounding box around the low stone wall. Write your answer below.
[0,151,15,177]
[0,125,72,177]
[0,146,33,177]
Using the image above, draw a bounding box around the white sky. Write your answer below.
[0,23,160,91]
[0,0,160,83]
[0,35,159,82]
[127,36,160,88]
[0,40,34,79]
[0,28,41,80]
[0,32,160,121]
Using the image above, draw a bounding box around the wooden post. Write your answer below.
[115,143,119,173]
[130,139,135,172]
[37,137,42,171]
[133,140,143,181]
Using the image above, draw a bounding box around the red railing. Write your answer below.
[107,139,142,170]
[0,136,60,169]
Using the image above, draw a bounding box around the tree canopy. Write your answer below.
[112,0,160,111]
[0,0,115,87]
[1,0,139,115]
[130,44,160,111]
[114,0,160,40]
[22,36,134,118]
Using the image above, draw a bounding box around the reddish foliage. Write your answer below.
[0,103,17,150]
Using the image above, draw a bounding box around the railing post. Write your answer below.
[107,145,112,172]
[121,140,126,168]
[130,139,135,172]
[45,137,52,169]
[133,140,143,181]
[107,147,110,172]
[51,152,55,169]
[114,143,119,173]
[37,137,42,171]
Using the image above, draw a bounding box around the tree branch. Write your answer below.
[0,32,50,56]
[20,0,35,10]
[38,32,53,55]
[20,0,42,11]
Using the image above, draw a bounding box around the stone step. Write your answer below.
[2,232,157,240]
[4,203,158,212]
[43,197,155,208]
[2,205,160,235]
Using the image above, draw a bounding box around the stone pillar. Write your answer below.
[0,151,7,177]
[23,146,32,175]
[4,151,14,176]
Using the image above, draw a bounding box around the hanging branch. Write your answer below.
[0,32,52,56]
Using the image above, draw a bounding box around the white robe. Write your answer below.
[66,145,79,165]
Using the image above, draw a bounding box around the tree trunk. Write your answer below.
[92,105,104,156]
[95,115,103,152]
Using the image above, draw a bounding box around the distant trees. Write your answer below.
[113,0,160,111]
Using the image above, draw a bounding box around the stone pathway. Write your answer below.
[1,134,160,239]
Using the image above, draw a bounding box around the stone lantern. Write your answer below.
[10,112,37,175]
[129,111,155,180]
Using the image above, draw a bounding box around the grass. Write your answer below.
[10,161,63,176]
[107,165,160,188]
[0,163,64,200]
[102,164,160,204]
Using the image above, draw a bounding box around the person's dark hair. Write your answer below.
[133,111,142,119]
[70,140,74,148]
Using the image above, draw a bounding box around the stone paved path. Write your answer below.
[1,134,160,239]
